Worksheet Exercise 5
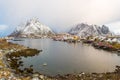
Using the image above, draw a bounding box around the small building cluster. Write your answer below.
[53,33,80,43]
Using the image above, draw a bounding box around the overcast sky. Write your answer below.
[0,0,120,36]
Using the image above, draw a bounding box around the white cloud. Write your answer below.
[106,21,120,33]
[0,25,9,36]
[0,25,8,31]
[1,0,120,32]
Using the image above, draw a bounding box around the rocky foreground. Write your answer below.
[0,39,54,80]
[0,39,120,80]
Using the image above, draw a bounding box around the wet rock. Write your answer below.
[12,77,17,80]
[39,75,44,79]
[98,74,103,78]
[81,72,85,75]
[7,58,11,61]
[0,78,6,80]
[22,76,31,80]
[43,63,47,66]
[0,66,3,69]
[78,73,82,77]
[4,71,10,76]
[32,77,40,80]
[15,79,22,80]
[33,73,39,77]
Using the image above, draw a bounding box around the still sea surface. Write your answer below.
[10,38,120,76]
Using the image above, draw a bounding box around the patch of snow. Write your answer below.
[69,23,112,37]
[10,18,54,37]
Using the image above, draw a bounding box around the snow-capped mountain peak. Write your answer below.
[69,23,112,37]
[9,18,54,38]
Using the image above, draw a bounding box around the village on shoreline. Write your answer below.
[52,34,120,54]
[0,34,119,80]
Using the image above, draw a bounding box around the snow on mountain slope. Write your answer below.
[68,23,111,37]
[9,18,54,38]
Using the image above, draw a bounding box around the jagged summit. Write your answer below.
[68,23,112,37]
[9,18,54,38]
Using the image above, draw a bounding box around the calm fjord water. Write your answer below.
[10,39,120,76]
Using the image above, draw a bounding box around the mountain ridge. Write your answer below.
[68,23,112,37]
[9,18,54,38]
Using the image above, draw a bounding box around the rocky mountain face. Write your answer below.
[68,23,112,37]
[9,18,54,38]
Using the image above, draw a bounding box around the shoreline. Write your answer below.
[0,39,120,80]
[0,40,53,80]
